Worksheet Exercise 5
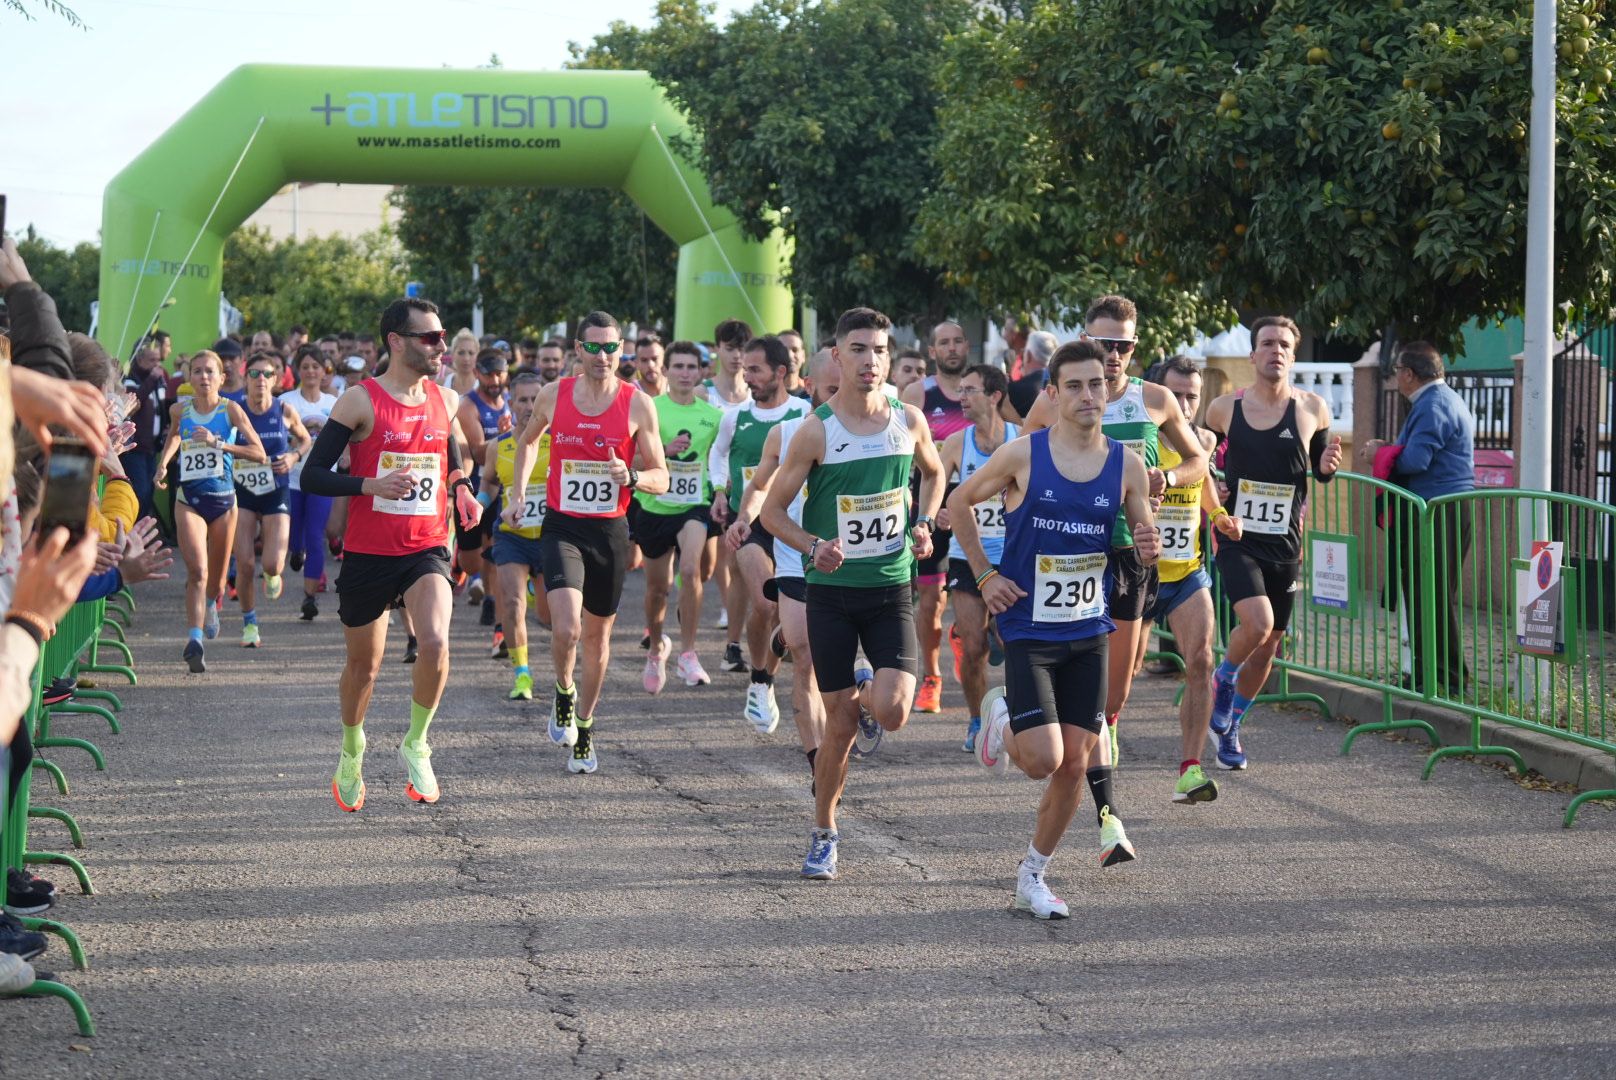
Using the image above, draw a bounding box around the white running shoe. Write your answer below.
[678,650,711,687]
[977,687,1011,773]
[1014,868,1070,920]
[716,609,729,630]
[745,682,780,734]
[643,634,671,694]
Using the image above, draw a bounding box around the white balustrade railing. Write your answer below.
[1290,362,1354,423]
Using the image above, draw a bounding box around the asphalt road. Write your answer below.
[6,567,1616,1078]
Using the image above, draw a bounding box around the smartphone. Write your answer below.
[38,437,99,544]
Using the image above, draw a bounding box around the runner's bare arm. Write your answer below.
[1203,393,1234,437]
[622,391,668,496]
[222,401,269,464]
[1147,382,1208,488]
[506,382,556,521]
[733,424,782,529]
[1021,391,1055,434]
[279,403,312,474]
[947,439,1030,614]
[760,415,824,558]
[900,378,925,410]
[480,440,502,502]
[154,402,184,486]
[908,403,944,559]
[1122,450,1160,565]
[935,429,964,531]
[457,395,488,466]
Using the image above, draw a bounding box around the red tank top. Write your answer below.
[546,377,637,520]
[345,379,452,555]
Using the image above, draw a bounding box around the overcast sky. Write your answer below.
[7,0,747,248]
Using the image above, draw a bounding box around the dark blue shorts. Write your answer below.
[177,487,235,525]
[235,483,290,517]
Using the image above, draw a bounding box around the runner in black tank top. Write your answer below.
[1220,398,1308,564]
[1203,317,1342,773]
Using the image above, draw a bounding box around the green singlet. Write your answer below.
[1100,377,1159,547]
[639,394,723,516]
[800,397,916,588]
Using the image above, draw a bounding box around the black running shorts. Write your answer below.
[1107,544,1159,623]
[635,506,709,562]
[336,546,452,628]
[540,510,631,618]
[1215,543,1302,634]
[1004,635,1108,736]
[946,557,983,598]
[806,583,917,693]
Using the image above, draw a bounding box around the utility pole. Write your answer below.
[1520,0,1557,495]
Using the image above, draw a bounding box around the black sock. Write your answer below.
[806,747,817,773]
[1086,766,1115,826]
[750,667,773,686]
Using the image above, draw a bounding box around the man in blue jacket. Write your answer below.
[1363,341,1475,694]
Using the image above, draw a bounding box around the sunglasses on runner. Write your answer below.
[579,340,623,355]
[393,328,449,347]
[1089,336,1137,355]
[245,369,277,379]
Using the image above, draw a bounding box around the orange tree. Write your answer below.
[919,0,1616,351]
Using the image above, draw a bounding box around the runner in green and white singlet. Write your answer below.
[762,307,944,881]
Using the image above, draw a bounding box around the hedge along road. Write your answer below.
[6,569,1616,1078]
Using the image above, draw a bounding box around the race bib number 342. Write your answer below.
[837,487,906,559]
[373,452,440,517]
[1033,552,1106,623]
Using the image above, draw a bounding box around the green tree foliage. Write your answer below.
[914,20,1234,356]
[392,31,678,335]
[221,226,406,337]
[924,0,1616,351]
[14,228,100,333]
[637,0,975,327]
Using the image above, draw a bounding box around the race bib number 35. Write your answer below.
[1236,478,1294,536]
[1156,503,1198,562]
[559,459,619,515]
[233,459,276,496]
[837,488,906,559]
[373,452,440,517]
[666,460,704,506]
[179,440,225,482]
[1033,552,1106,623]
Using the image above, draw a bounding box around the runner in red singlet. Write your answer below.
[506,310,669,774]
[299,297,483,812]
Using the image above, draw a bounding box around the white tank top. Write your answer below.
[772,416,810,580]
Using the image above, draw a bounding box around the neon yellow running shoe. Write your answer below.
[1099,807,1137,868]
[510,671,534,701]
[399,740,439,804]
[332,747,365,812]
[241,623,261,649]
[1173,764,1218,804]
[262,572,284,601]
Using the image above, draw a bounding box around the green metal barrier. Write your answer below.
[1402,489,1616,826]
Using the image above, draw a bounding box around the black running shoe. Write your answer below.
[183,639,206,673]
[721,641,745,672]
[0,912,47,961]
[301,596,319,621]
[5,870,54,916]
[480,596,496,626]
[289,550,305,573]
[403,635,419,664]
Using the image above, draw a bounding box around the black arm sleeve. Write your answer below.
[1310,427,1335,483]
[298,419,367,497]
[446,426,464,478]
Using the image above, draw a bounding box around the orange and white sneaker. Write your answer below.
[915,674,943,714]
[332,746,366,812]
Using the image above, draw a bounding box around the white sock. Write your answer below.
[1022,845,1051,875]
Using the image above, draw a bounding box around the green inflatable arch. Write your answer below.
[95,64,792,360]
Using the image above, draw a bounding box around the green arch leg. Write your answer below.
[13,981,94,1036]
[28,807,85,849]
[21,916,89,971]
[25,851,94,896]
[31,759,69,797]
